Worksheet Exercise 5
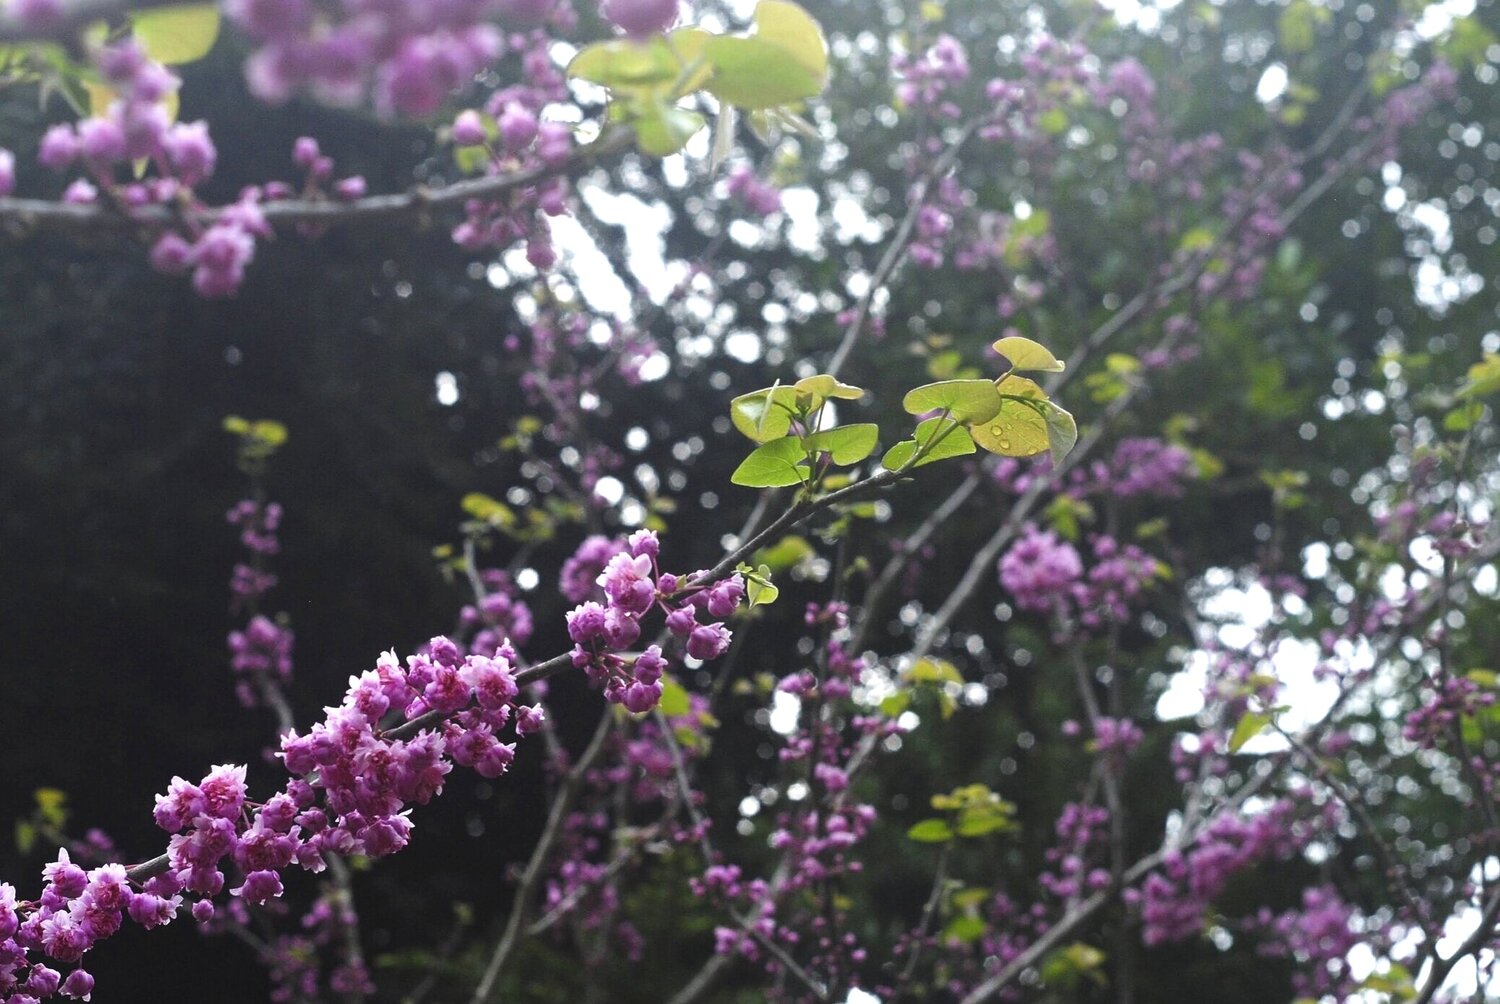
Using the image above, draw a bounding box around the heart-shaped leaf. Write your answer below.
[731,437,807,487]
[901,379,1004,424]
[993,335,1065,373]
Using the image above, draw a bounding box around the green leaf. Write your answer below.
[34,787,68,828]
[667,26,715,92]
[130,4,220,64]
[745,564,779,607]
[1229,710,1272,753]
[635,101,706,155]
[658,677,692,717]
[249,419,288,447]
[730,385,801,442]
[882,416,976,471]
[15,820,35,856]
[1456,354,1500,400]
[1042,401,1078,464]
[461,492,514,526]
[902,379,1004,424]
[803,424,879,465]
[568,37,681,89]
[731,437,808,488]
[702,35,824,109]
[794,374,864,401]
[1041,943,1108,988]
[993,336,1065,373]
[956,812,1013,838]
[943,916,987,943]
[754,535,815,572]
[908,658,963,685]
[751,0,828,83]
[971,375,1052,459]
[1445,400,1485,432]
[951,887,990,910]
[879,691,911,717]
[907,818,955,843]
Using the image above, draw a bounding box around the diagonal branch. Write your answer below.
[0,129,634,235]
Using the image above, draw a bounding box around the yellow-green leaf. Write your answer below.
[803,423,879,465]
[702,35,824,109]
[730,385,801,442]
[993,336,1065,373]
[130,4,220,65]
[882,416,975,471]
[1229,710,1272,753]
[907,818,955,843]
[902,379,1003,424]
[731,437,808,488]
[635,101,705,155]
[971,375,1051,458]
[751,0,828,86]
[658,677,692,717]
[794,374,864,401]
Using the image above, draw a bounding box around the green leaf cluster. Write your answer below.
[728,375,872,489]
[884,337,1076,471]
[907,783,1017,843]
[568,0,828,156]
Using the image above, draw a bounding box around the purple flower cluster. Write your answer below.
[228,498,282,556]
[1254,886,1367,999]
[998,524,1083,613]
[38,44,208,184]
[445,30,575,265]
[1,851,110,999]
[600,0,680,37]
[1086,437,1194,499]
[228,615,296,706]
[893,34,970,118]
[0,636,536,1001]
[1403,672,1496,750]
[461,569,535,652]
[566,530,742,713]
[226,0,556,116]
[29,41,283,298]
[559,534,626,603]
[150,193,271,297]
[252,889,372,1002]
[1036,802,1112,900]
[726,166,782,217]
[710,802,879,979]
[1127,796,1335,945]
[225,498,293,708]
[1078,535,1160,627]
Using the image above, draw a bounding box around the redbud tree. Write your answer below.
[0,0,1498,1000]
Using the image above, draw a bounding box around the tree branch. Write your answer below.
[0,129,634,235]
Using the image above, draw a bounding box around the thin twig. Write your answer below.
[468,708,615,1004]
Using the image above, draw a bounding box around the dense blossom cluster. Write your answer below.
[1087,437,1194,499]
[223,0,570,115]
[997,524,1083,613]
[1254,886,1373,1000]
[998,525,1161,630]
[0,636,536,1000]
[1127,796,1339,945]
[565,529,742,714]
